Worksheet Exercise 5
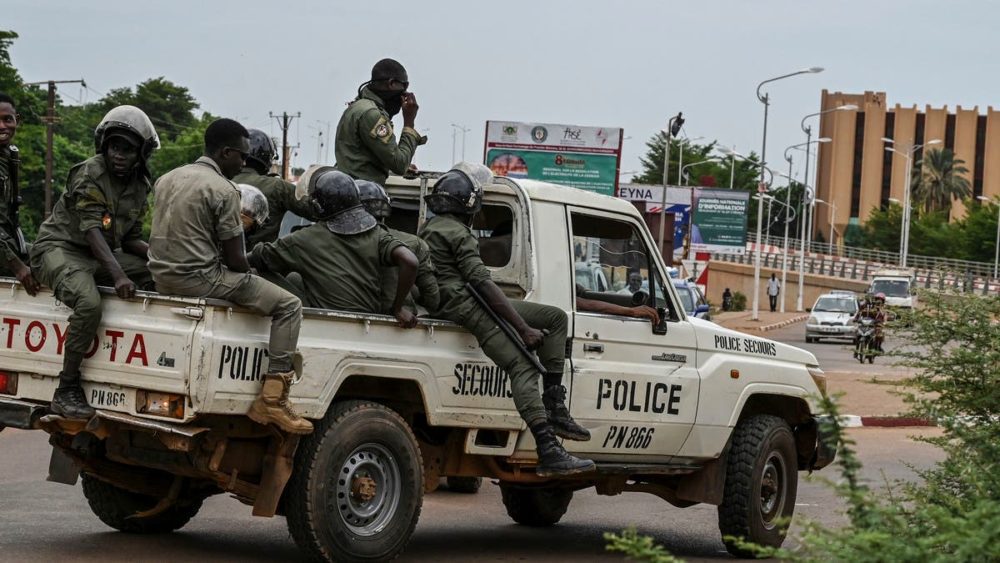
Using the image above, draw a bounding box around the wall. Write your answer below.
[707,260,870,312]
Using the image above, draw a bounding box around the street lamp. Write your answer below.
[800,104,856,261]
[977,196,1000,279]
[785,138,831,311]
[657,113,684,256]
[752,66,824,320]
[450,123,470,163]
[813,198,837,252]
[883,138,942,267]
[681,158,721,185]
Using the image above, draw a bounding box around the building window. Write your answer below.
[945,114,956,151]
[851,113,865,217]
[974,115,986,198]
[881,112,895,207]
[914,113,926,166]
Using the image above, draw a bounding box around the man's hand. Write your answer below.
[395,307,418,329]
[114,276,137,299]
[630,305,661,326]
[520,326,544,351]
[13,262,40,296]
[405,163,419,177]
[401,93,419,127]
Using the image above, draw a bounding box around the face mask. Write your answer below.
[367,83,404,117]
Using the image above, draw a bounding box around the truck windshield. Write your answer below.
[675,286,694,312]
[871,279,909,297]
[814,297,857,313]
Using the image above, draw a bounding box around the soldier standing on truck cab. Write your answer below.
[231,129,317,247]
[357,179,439,315]
[334,58,426,184]
[30,105,159,419]
[420,162,595,477]
[248,170,419,327]
[148,118,312,435]
[0,92,39,294]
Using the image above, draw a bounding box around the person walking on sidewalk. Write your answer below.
[767,273,780,313]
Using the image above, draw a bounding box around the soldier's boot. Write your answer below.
[50,373,96,420]
[542,383,591,441]
[530,421,595,477]
[248,371,314,434]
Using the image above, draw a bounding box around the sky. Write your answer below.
[6,0,998,184]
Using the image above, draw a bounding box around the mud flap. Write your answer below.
[252,434,301,517]
[47,446,80,486]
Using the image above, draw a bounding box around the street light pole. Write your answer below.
[752,67,824,321]
[681,158,721,185]
[657,113,684,259]
[814,199,836,251]
[884,138,941,267]
[978,196,1000,279]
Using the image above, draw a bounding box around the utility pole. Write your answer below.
[269,111,301,179]
[25,79,86,218]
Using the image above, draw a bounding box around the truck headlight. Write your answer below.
[807,366,827,397]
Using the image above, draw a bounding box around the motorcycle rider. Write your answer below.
[853,292,887,356]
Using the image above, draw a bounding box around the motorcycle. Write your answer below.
[854,318,877,364]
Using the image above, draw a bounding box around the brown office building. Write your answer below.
[814,90,1000,243]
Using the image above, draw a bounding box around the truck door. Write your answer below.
[563,208,699,462]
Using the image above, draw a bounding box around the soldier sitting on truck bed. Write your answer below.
[232,129,317,247]
[29,105,159,419]
[356,179,439,315]
[148,118,312,435]
[0,91,39,294]
[420,162,595,478]
[248,170,419,328]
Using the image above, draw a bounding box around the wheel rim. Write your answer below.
[758,451,787,530]
[334,443,401,536]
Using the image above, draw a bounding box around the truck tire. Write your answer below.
[285,400,423,562]
[499,483,573,527]
[80,473,202,534]
[718,414,798,557]
[446,476,482,494]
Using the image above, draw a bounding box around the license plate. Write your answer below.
[82,383,133,412]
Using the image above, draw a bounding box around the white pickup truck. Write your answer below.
[0,174,834,561]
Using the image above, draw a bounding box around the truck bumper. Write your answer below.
[0,397,47,430]
[809,415,837,470]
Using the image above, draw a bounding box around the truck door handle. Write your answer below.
[583,343,604,353]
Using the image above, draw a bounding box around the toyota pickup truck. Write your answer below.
[0,174,834,561]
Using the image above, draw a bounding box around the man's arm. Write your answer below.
[390,246,418,328]
[121,238,149,260]
[358,108,424,176]
[414,253,440,312]
[221,236,250,273]
[3,252,39,295]
[576,296,660,326]
[475,280,544,349]
[84,228,135,299]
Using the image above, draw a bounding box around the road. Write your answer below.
[764,321,912,376]
[0,425,943,562]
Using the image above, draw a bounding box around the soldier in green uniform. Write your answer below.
[249,170,419,327]
[149,118,311,435]
[420,163,595,477]
[0,92,39,293]
[334,58,426,184]
[231,128,316,247]
[356,179,439,315]
[29,105,159,418]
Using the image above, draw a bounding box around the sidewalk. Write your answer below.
[713,310,809,333]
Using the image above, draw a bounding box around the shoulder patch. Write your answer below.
[369,115,394,144]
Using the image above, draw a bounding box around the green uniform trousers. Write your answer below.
[461,300,568,425]
[157,270,301,373]
[31,246,152,358]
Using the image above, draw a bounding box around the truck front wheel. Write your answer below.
[717,414,798,557]
[80,473,202,533]
[499,483,573,526]
[285,400,423,562]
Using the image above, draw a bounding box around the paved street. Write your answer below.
[0,425,943,562]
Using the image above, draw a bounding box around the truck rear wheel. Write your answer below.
[718,414,798,557]
[80,473,202,534]
[499,483,573,526]
[285,400,423,562]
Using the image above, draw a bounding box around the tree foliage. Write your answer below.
[862,200,998,263]
[911,148,972,215]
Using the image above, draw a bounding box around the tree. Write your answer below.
[97,77,199,141]
[910,148,971,215]
[861,203,903,252]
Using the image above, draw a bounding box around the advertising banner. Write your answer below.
[484,121,623,196]
[617,183,692,253]
[690,188,750,255]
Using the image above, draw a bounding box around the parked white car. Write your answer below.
[805,293,859,343]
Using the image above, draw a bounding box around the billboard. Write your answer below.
[618,183,691,253]
[690,188,750,255]
[484,121,623,196]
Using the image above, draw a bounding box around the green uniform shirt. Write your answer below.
[32,155,149,255]
[250,222,404,313]
[148,157,244,290]
[378,225,439,314]
[334,86,426,184]
[0,150,19,263]
[231,167,317,246]
[419,214,492,321]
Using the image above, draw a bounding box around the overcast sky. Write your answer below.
[7,0,998,183]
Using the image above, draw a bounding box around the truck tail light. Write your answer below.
[0,371,18,395]
[807,366,827,397]
[136,391,185,419]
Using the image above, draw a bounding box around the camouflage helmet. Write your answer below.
[310,170,376,235]
[237,184,269,227]
[424,162,493,215]
[246,128,277,172]
[94,105,160,162]
[356,180,391,219]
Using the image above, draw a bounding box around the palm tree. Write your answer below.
[910,148,972,214]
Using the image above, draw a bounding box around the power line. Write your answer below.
[269,111,300,180]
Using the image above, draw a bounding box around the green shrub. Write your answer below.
[731,291,747,311]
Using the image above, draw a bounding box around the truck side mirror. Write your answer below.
[653,307,668,335]
[695,304,710,315]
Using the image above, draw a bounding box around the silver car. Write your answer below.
[805,293,859,343]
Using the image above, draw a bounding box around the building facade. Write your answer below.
[814,90,1000,243]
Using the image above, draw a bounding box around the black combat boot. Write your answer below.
[542,383,591,441]
[51,371,96,419]
[530,421,596,477]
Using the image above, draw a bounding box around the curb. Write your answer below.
[840,415,935,428]
[758,314,810,332]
